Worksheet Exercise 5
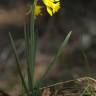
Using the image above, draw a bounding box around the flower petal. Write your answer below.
[47,7,53,16]
[43,0,60,16]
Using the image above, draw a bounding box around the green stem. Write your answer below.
[25,0,38,94]
[30,4,36,87]
[24,24,33,94]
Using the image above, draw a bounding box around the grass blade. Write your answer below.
[81,50,91,76]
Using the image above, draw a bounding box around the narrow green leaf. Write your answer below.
[9,32,29,95]
[36,31,72,87]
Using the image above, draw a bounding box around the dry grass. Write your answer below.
[41,77,96,96]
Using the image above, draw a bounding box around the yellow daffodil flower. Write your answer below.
[43,0,60,16]
[35,5,42,16]
[26,5,42,16]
